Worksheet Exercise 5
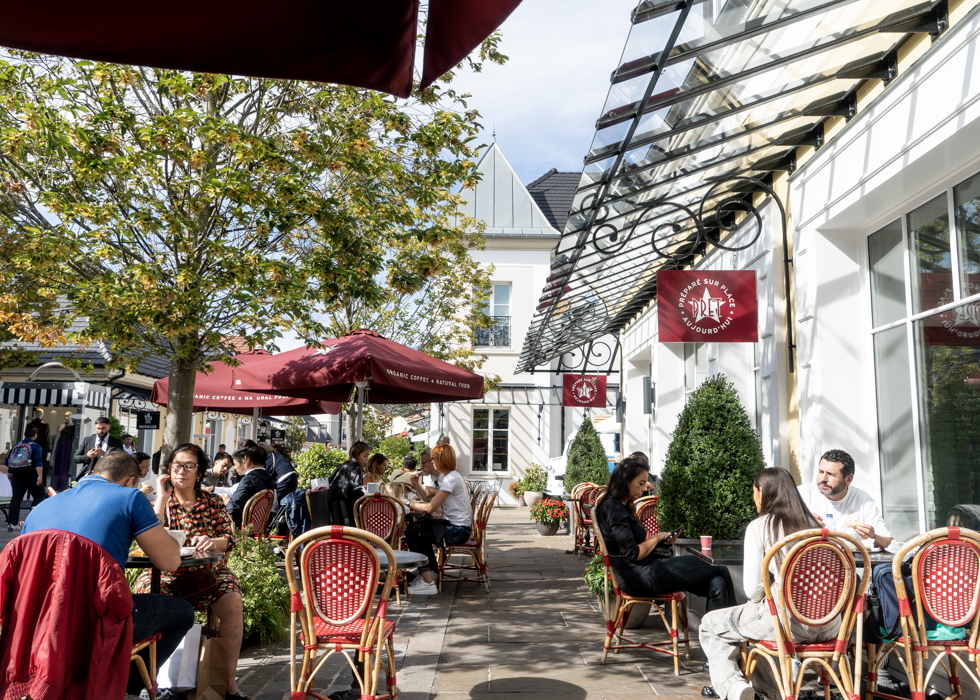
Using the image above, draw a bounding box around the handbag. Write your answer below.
[171,565,219,605]
[158,622,203,691]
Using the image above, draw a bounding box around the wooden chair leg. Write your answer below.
[681,597,691,659]
[132,654,155,700]
[670,599,679,676]
[865,643,877,700]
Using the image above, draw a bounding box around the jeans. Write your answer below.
[128,593,196,694]
[643,555,736,612]
[8,470,46,525]
[405,520,471,573]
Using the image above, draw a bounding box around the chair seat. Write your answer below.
[301,618,396,645]
[134,633,163,647]
[624,591,686,603]
[448,539,479,549]
[754,639,843,653]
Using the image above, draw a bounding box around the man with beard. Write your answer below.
[797,448,892,551]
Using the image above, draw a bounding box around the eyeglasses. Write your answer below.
[171,463,198,472]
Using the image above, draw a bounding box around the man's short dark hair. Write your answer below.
[123,434,133,440]
[402,454,418,470]
[820,449,855,477]
[218,444,226,450]
[95,416,111,426]
[134,451,151,463]
[24,424,37,439]
[234,445,266,468]
[94,450,140,482]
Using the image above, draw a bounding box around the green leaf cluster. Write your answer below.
[226,531,290,644]
[377,435,412,475]
[657,374,765,540]
[294,444,349,489]
[583,553,605,598]
[522,463,548,492]
[564,418,610,490]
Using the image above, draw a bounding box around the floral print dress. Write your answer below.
[134,489,240,611]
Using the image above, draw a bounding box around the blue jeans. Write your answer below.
[128,593,196,693]
[405,519,471,573]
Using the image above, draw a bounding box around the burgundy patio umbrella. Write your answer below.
[230,328,485,439]
[0,0,522,98]
[151,350,341,440]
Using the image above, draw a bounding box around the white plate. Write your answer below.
[180,546,198,558]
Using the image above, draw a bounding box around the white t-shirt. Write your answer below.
[743,514,783,602]
[797,482,892,548]
[438,471,472,528]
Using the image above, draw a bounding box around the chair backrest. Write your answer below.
[907,527,980,629]
[470,484,483,514]
[354,493,401,544]
[287,525,395,627]
[471,490,497,546]
[635,496,660,538]
[242,488,275,535]
[581,485,605,522]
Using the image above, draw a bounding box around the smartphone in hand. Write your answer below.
[666,525,683,541]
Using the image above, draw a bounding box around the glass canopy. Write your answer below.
[516,0,954,373]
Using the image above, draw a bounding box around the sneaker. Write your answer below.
[6,524,19,532]
[140,688,184,700]
[727,681,754,700]
[406,578,438,596]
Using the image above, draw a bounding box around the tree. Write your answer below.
[284,416,307,455]
[0,45,503,462]
[564,418,609,490]
[657,374,765,540]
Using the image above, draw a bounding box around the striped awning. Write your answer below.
[0,381,110,410]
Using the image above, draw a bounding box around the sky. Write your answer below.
[450,0,638,183]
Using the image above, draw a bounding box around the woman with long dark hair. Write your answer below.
[595,458,736,610]
[699,467,829,700]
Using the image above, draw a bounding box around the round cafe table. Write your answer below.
[376,548,428,570]
[125,551,225,594]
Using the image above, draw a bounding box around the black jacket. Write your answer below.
[265,451,297,501]
[227,468,275,529]
[73,434,124,475]
[595,497,671,596]
[327,460,364,526]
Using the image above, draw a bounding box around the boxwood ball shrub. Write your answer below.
[294,443,349,489]
[657,374,764,541]
[564,418,610,491]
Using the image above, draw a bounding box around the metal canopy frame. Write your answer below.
[516,0,952,373]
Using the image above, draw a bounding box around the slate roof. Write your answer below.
[525,169,579,233]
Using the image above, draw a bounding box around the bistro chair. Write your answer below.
[241,488,275,537]
[438,490,497,593]
[592,502,690,675]
[634,495,660,539]
[131,633,162,700]
[470,483,483,516]
[286,525,398,700]
[572,483,599,556]
[355,493,407,603]
[865,526,980,700]
[744,528,870,700]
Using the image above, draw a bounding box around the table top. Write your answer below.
[376,548,428,570]
[124,551,225,569]
[684,544,894,568]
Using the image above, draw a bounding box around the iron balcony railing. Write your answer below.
[475,316,511,347]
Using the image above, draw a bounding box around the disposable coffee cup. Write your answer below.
[167,529,187,547]
[700,535,713,549]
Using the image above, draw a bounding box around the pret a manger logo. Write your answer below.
[678,278,736,335]
[571,376,599,404]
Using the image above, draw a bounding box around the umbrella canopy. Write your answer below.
[0,0,522,98]
[231,328,485,404]
[151,350,341,416]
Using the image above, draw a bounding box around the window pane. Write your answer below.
[954,175,980,299]
[914,299,980,531]
[909,193,952,315]
[869,219,906,327]
[873,325,918,542]
[472,429,488,471]
[473,409,489,430]
[492,410,509,430]
[494,284,510,306]
[492,435,509,471]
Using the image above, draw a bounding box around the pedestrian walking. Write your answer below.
[3,424,47,531]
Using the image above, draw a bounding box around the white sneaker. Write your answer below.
[407,578,438,596]
[727,681,754,700]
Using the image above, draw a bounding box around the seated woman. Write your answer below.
[135,443,249,700]
[595,457,735,609]
[699,467,827,700]
[363,452,388,487]
[403,445,471,596]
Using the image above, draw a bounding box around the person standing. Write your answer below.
[73,416,123,478]
[121,434,136,456]
[3,424,47,531]
[214,444,228,463]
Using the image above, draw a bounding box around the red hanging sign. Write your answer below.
[562,374,607,408]
[657,270,758,343]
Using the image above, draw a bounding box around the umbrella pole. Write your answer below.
[251,406,259,442]
[355,381,367,442]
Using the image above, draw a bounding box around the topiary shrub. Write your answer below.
[294,443,348,489]
[564,418,610,491]
[657,373,765,540]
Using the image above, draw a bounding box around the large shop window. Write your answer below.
[869,172,980,539]
[472,408,509,472]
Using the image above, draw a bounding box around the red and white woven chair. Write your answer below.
[241,488,275,537]
[592,504,690,674]
[355,493,407,603]
[635,496,659,539]
[286,525,398,700]
[743,528,869,700]
[574,484,604,557]
[438,490,497,593]
[570,482,596,555]
[865,526,980,700]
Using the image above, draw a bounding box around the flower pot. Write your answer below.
[624,603,651,629]
[535,520,560,536]
[524,491,544,508]
[518,494,526,505]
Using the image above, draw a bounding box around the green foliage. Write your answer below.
[107,415,125,439]
[294,444,348,489]
[378,435,412,475]
[227,531,290,644]
[564,419,610,490]
[658,374,765,540]
[508,480,524,499]
[528,498,568,523]
[284,416,307,455]
[583,554,605,598]
[522,463,548,492]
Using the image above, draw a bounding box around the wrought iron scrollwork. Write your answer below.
[557,337,620,375]
[118,398,153,411]
[205,411,231,422]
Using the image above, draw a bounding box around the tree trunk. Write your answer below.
[161,354,200,467]
[345,404,356,451]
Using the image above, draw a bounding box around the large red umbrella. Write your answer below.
[151,350,341,416]
[0,0,522,98]
[231,328,485,404]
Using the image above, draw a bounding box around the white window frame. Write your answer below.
[471,407,510,473]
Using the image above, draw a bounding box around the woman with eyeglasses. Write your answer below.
[134,443,249,700]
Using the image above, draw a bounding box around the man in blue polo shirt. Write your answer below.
[23,450,193,700]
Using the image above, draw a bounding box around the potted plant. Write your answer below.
[294,444,349,489]
[529,498,569,536]
[508,479,525,505]
[522,463,548,507]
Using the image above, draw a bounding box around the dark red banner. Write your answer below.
[562,374,607,408]
[657,270,758,343]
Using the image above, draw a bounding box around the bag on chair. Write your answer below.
[193,633,227,700]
